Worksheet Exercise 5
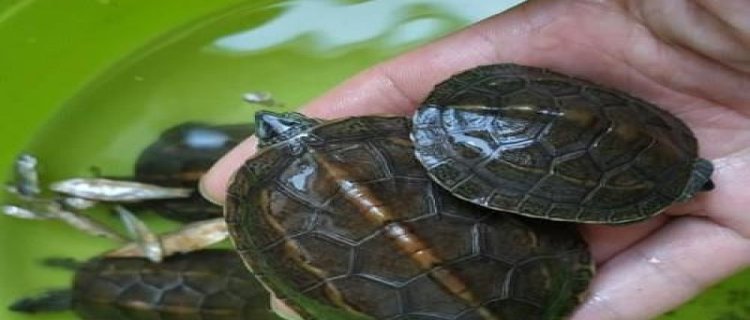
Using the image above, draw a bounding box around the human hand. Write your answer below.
[200,0,750,319]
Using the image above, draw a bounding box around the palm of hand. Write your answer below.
[202,1,750,319]
[504,2,750,319]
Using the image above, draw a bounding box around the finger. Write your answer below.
[633,0,750,73]
[571,217,750,320]
[580,215,668,263]
[199,136,259,205]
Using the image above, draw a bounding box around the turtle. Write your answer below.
[9,249,279,320]
[130,122,255,222]
[411,64,714,224]
[225,113,592,320]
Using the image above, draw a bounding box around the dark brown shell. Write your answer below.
[226,116,592,320]
[132,122,254,222]
[412,64,712,224]
[72,249,276,320]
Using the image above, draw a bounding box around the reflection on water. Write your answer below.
[213,0,522,52]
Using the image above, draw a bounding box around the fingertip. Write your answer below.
[199,136,260,205]
[198,174,225,206]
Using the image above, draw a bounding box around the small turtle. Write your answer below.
[131,122,254,222]
[225,113,592,320]
[412,64,713,224]
[9,249,278,320]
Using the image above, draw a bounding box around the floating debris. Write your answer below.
[49,178,192,202]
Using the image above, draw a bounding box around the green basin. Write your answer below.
[0,1,747,320]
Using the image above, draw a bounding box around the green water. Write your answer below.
[0,1,747,319]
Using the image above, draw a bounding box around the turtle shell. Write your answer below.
[412,64,713,224]
[132,122,254,222]
[226,116,592,320]
[72,249,275,320]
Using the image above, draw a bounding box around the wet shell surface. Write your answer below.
[412,64,713,224]
[225,116,592,320]
[72,249,275,320]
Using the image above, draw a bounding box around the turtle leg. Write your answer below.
[41,257,83,271]
[677,158,714,202]
[8,289,72,313]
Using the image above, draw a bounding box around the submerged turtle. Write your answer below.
[412,64,713,224]
[10,249,278,320]
[131,122,254,222]
[225,114,592,319]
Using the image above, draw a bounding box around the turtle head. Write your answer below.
[255,111,321,148]
[677,158,715,202]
